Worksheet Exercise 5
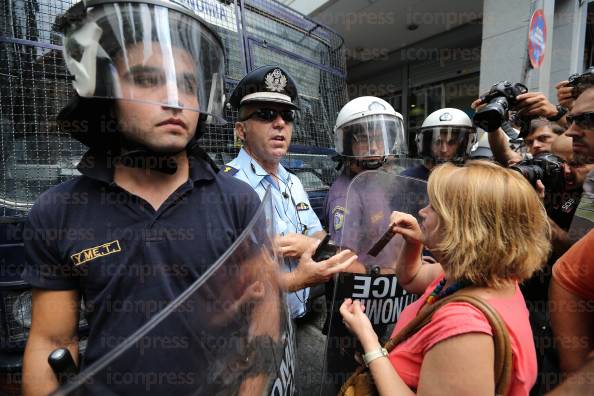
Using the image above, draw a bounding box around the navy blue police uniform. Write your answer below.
[400,164,430,181]
[22,148,261,370]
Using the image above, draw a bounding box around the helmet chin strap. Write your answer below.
[116,115,208,175]
[355,157,385,171]
[427,156,466,167]
[343,157,385,175]
[117,138,182,175]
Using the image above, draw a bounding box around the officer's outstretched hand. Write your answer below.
[276,233,318,258]
[284,248,357,291]
[389,211,423,245]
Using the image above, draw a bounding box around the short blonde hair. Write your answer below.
[427,161,551,288]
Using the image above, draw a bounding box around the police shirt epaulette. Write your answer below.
[221,165,239,176]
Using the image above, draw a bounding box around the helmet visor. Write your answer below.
[336,114,406,158]
[63,2,226,123]
[416,127,476,163]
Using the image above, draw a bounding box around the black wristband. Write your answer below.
[547,105,568,122]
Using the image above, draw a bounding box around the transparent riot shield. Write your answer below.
[321,170,428,395]
[339,170,428,271]
[53,190,295,396]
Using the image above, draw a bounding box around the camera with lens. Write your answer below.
[510,152,565,209]
[567,67,594,97]
[473,81,529,132]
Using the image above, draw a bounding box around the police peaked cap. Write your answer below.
[228,65,299,110]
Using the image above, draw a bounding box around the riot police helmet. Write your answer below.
[415,108,477,164]
[334,97,406,169]
[57,0,226,148]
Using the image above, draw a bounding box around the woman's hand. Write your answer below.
[390,211,423,245]
[340,298,379,350]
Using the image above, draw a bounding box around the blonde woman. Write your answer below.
[340,161,551,395]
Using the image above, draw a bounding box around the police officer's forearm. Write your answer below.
[23,289,80,396]
[280,270,303,292]
[22,334,79,396]
[281,266,318,291]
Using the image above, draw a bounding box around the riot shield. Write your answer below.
[339,170,428,271]
[321,170,428,395]
[53,190,295,396]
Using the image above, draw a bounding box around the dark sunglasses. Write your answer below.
[241,108,295,123]
[566,112,594,129]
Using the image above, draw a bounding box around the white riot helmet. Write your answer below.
[60,0,226,124]
[415,108,477,164]
[334,97,406,169]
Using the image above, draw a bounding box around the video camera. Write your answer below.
[510,152,565,211]
[473,81,530,134]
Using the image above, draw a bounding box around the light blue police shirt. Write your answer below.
[226,148,323,318]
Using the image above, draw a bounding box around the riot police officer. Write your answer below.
[325,96,407,260]
[401,107,477,180]
[22,1,264,394]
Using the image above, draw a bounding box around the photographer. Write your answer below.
[553,67,594,119]
[471,85,574,228]
[472,83,579,394]
[472,92,564,166]
[549,74,594,382]
[549,134,594,238]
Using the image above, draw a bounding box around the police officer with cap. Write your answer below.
[401,108,477,180]
[225,65,357,395]
[22,1,264,394]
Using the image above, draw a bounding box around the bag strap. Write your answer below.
[383,294,512,396]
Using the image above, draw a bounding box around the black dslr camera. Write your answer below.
[473,81,529,132]
[510,152,565,209]
[567,67,594,98]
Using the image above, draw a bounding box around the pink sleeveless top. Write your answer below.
[388,275,537,395]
